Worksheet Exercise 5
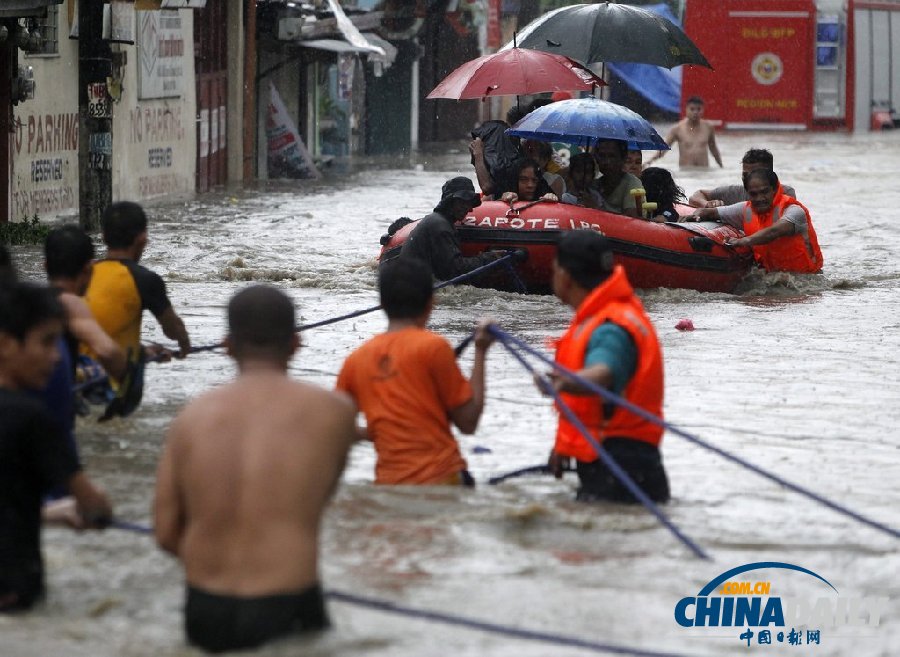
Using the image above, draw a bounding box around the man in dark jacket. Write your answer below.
[399,177,505,281]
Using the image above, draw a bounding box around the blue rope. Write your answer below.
[110,519,153,534]
[500,257,528,294]
[488,463,569,484]
[490,326,900,542]
[492,330,709,561]
[73,373,109,393]
[106,520,688,656]
[172,252,520,356]
[326,590,690,657]
[299,252,519,332]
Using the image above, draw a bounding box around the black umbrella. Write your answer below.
[508,2,711,69]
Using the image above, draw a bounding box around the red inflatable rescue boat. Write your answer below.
[379,200,753,294]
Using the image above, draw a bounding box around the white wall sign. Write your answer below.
[138,10,185,99]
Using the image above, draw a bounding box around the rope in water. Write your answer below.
[172,251,522,356]
[325,590,690,657]
[105,519,686,657]
[490,327,709,561]
[72,253,521,394]
[489,326,900,542]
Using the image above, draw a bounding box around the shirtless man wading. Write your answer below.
[646,96,723,169]
[154,285,356,653]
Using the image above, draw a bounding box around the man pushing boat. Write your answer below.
[397,176,509,281]
[685,169,823,274]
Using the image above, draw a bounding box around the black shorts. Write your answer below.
[575,437,670,504]
[185,583,330,653]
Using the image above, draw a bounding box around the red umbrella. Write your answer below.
[426,48,606,100]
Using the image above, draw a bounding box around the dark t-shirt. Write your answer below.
[399,212,498,281]
[0,388,79,600]
[123,259,171,317]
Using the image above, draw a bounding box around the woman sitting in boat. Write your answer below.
[560,152,603,209]
[523,139,567,198]
[640,167,686,223]
[592,139,642,217]
[499,159,559,204]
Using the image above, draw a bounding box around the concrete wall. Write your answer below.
[113,9,196,202]
[11,12,79,221]
[10,6,198,221]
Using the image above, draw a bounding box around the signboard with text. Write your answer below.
[138,10,185,99]
[725,8,813,126]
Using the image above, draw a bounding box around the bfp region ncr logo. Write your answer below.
[674,562,888,648]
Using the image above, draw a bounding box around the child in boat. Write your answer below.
[336,257,494,485]
[523,139,567,197]
[624,148,643,178]
[561,152,603,209]
[640,167,686,223]
[499,159,558,204]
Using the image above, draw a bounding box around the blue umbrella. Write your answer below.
[506,97,669,151]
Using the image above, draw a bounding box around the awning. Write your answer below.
[300,39,382,55]
[361,32,397,66]
[298,0,385,58]
[0,0,62,18]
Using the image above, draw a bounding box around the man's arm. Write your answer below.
[684,206,720,222]
[60,294,128,380]
[707,125,724,168]
[548,362,614,394]
[157,307,191,357]
[726,217,796,248]
[433,228,503,280]
[154,417,186,556]
[448,321,493,434]
[644,125,678,166]
[469,138,496,196]
[688,188,719,208]
[68,471,112,528]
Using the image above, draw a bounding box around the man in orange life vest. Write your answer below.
[687,169,823,273]
[541,230,669,503]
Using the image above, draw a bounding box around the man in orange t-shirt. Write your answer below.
[336,257,494,485]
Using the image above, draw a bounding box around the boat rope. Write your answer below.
[490,328,709,560]
[489,326,900,542]
[500,256,528,293]
[325,590,690,657]
[487,463,575,484]
[297,251,520,333]
[178,252,521,355]
[72,253,521,392]
[110,518,153,534]
[105,518,686,657]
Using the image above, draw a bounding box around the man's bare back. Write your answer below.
[154,370,355,596]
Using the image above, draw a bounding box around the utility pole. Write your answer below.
[0,35,12,223]
[78,0,113,231]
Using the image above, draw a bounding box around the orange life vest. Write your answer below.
[553,266,664,462]
[740,186,823,273]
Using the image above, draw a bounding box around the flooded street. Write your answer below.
[3,128,900,657]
